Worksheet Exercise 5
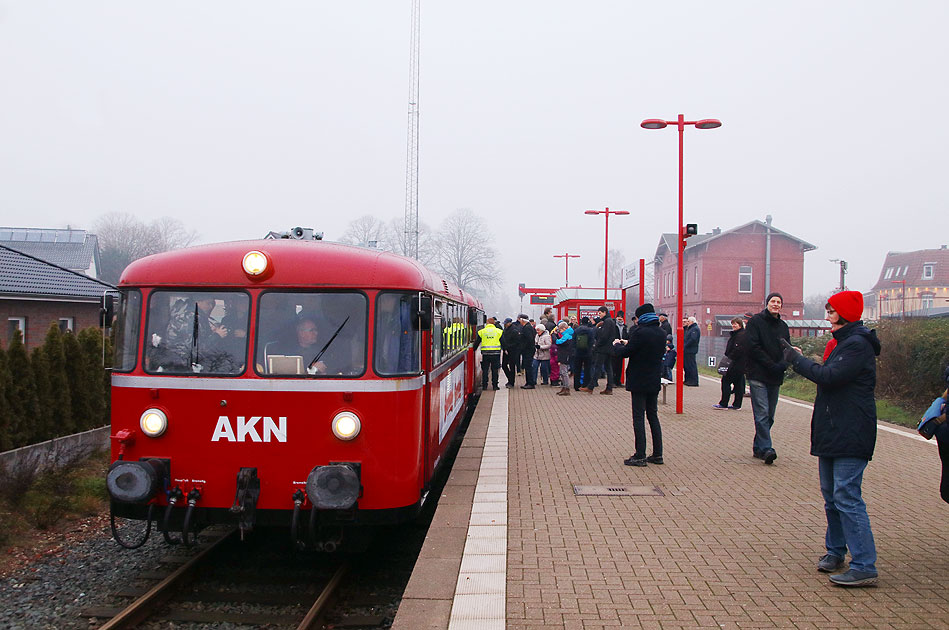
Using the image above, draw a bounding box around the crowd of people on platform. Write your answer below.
[475,289,949,589]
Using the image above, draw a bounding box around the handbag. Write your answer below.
[717,355,732,375]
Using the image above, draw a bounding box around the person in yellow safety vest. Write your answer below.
[474,317,503,390]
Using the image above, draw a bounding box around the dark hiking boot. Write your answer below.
[645,455,664,465]
[763,449,777,465]
[624,456,647,467]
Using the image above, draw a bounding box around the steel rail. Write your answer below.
[296,561,349,630]
[97,528,237,630]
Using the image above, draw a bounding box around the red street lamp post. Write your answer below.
[584,207,629,302]
[553,253,581,287]
[641,114,721,414]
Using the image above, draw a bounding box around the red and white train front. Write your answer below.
[105,238,481,549]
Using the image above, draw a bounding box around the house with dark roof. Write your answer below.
[865,245,949,319]
[0,227,101,279]
[652,218,822,339]
[0,245,115,351]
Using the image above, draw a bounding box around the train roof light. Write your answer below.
[242,250,269,277]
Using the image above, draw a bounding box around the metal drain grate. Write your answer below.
[573,485,664,496]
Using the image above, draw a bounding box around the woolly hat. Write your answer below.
[503,318,513,325]
[765,292,784,304]
[634,303,655,317]
[826,290,863,323]
[518,313,529,320]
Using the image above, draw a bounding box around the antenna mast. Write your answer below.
[403,0,421,259]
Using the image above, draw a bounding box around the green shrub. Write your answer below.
[874,318,949,409]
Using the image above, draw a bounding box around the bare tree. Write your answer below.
[151,216,198,254]
[388,216,436,267]
[433,208,499,293]
[94,213,198,284]
[804,292,832,319]
[340,215,391,251]
[597,248,627,288]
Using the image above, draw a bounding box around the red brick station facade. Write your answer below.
[653,219,821,338]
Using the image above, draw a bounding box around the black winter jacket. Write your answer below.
[593,316,619,354]
[744,309,790,385]
[519,323,536,353]
[724,328,747,374]
[500,324,519,353]
[613,320,667,394]
[683,323,700,354]
[790,322,881,460]
[659,320,673,338]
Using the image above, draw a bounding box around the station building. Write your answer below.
[652,218,823,363]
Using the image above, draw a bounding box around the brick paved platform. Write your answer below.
[395,373,949,630]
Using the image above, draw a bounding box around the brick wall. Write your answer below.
[0,299,101,351]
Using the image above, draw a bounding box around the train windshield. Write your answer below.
[144,291,250,375]
[112,290,142,372]
[256,291,367,377]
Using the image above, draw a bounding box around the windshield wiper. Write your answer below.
[310,316,350,368]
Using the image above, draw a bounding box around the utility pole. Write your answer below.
[829,259,848,291]
[403,0,421,259]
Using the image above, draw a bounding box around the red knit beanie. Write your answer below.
[826,290,863,323]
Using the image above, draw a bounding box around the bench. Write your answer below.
[660,378,673,404]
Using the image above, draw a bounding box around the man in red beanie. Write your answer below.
[782,290,881,587]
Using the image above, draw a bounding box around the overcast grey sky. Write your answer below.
[1,1,945,303]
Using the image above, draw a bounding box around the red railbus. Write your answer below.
[105,234,484,549]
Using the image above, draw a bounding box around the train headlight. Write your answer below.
[331,411,361,441]
[140,408,168,438]
[242,250,269,276]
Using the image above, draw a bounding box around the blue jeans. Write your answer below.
[748,379,781,454]
[532,358,550,384]
[818,457,877,573]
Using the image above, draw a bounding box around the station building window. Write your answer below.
[739,265,752,293]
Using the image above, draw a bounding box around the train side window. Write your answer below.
[374,292,421,376]
[256,291,367,377]
[433,300,445,364]
[112,290,142,372]
[144,291,249,376]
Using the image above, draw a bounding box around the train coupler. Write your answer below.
[229,467,261,539]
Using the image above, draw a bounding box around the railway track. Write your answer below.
[81,527,352,629]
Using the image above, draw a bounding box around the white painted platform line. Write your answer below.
[448,388,508,630]
[697,373,934,445]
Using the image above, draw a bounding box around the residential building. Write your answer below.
[0,245,114,352]
[0,227,101,279]
[866,246,949,319]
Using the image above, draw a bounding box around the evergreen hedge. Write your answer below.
[0,324,111,451]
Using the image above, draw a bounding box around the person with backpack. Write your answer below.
[573,317,595,391]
